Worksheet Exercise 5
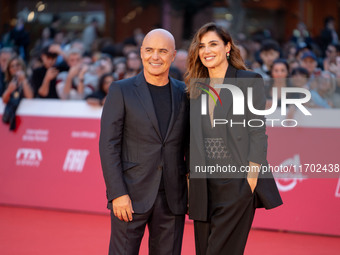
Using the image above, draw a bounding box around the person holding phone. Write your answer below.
[55,48,91,100]
[31,45,60,98]
[2,56,33,103]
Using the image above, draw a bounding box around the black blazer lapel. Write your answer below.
[190,96,205,160]
[213,64,237,121]
[214,65,238,151]
[163,77,183,142]
[190,64,238,161]
[134,72,162,141]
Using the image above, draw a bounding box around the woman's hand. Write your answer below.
[2,80,18,103]
[247,177,258,193]
[68,64,81,78]
[79,64,89,77]
[86,98,101,106]
[8,80,18,92]
[16,70,26,83]
[45,67,59,81]
[247,161,260,193]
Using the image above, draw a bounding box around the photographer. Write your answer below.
[0,48,15,97]
[2,56,33,103]
[31,45,60,99]
[56,49,84,99]
[124,50,141,79]
[85,73,113,106]
[2,56,33,130]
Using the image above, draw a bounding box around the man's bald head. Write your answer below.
[142,29,176,51]
[140,29,177,85]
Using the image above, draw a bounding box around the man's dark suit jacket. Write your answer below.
[99,72,189,215]
[189,65,283,221]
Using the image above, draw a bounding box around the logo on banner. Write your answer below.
[63,149,89,172]
[22,129,49,142]
[71,131,97,139]
[16,148,43,167]
[275,154,306,192]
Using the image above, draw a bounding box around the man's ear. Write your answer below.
[172,50,177,62]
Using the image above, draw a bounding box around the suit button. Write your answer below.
[237,136,242,141]
[158,166,162,170]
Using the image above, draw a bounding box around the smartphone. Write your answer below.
[336,56,340,66]
[52,63,61,71]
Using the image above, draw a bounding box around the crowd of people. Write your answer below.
[1,15,340,110]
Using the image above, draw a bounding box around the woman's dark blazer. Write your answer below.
[188,65,283,221]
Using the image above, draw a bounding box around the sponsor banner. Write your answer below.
[0,100,106,213]
[0,100,340,235]
[252,127,340,236]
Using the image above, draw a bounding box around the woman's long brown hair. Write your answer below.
[184,22,247,98]
[5,56,26,82]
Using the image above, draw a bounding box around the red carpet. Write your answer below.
[0,205,339,255]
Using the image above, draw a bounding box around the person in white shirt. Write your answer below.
[56,49,93,100]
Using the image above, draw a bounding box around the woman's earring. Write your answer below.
[226,51,230,59]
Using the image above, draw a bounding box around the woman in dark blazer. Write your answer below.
[185,23,283,255]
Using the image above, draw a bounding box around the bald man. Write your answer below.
[99,29,189,255]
